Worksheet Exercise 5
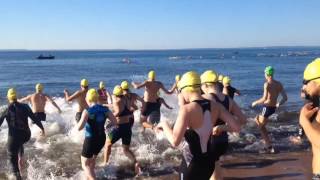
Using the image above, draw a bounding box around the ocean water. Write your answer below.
[0,47,319,179]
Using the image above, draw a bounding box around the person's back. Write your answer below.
[30,93,47,112]
[85,104,108,137]
[264,80,283,106]
[144,81,161,102]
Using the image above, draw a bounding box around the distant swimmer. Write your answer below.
[77,89,117,180]
[64,79,89,122]
[299,58,320,179]
[121,80,145,127]
[0,88,45,180]
[97,81,112,105]
[217,75,224,92]
[156,71,241,180]
[200,70,246,180]
[222,76,240,99]
[19,83,62,123]
[132,70,174,130]
[252,66,287,153]
[104,86,141,175]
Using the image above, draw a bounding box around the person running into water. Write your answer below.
[104,85,141,175]
[77,89,117,180]
[0,88,45,180]
[64,79,89,122]
[222,76,241,99]
[19,83,62,123]
[121,80,145,127]
[132,70,174,129]
[156,71,241,180]
[200,70,246,180]
[299,58,320,179]
[97,81,112,105]
[147,93,173,125]
[252,66,287,153]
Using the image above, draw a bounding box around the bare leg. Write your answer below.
[122,145,141,175]
[81,156,95,180]
[90,156,97,178]
[103,141,112,166]
[210,161,222,180]
[255,115,271,147]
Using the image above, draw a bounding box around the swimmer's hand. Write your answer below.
[63,89,69,94]
[251,101,257,107]
[276,102,280,108]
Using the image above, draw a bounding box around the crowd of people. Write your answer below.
[0,58,319,180]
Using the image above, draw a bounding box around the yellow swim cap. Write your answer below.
[148,70,156,80]
[178,71,201,92]
[304,58,320,83]
[7,88,17,102]
[175,75,181,82]
[218,75,224,82]
[35,83,43,92]
[86,88,98,103]
[223,76,231,85]
[99,81,105,89]
[113,85,123,96]
[201,70,218,84]
[81,79,89,87]
[121,81,130,90]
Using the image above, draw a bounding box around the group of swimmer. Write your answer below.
[1,57,320,180]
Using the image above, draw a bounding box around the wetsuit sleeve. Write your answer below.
[26,105,44,130]
[0,106,8,127]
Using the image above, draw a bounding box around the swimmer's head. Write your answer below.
[86,88,98,103]
[113,85,123,96]
[148,70,156,81]
[264,66,274,77]
[121,81,130,90]
[223,76,231,86]
[302,58,320,97]
[99,81,105,89]
[35,83,43,93]
[178,71,201,93]
[7,88,17,102]
[201,70,218,85]
[81,79,89,88]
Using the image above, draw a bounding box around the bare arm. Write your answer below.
[277,87,288,107]
[235,89,241,96]
[252,83,268,107]
[106,111,117,126]
[158,107,188,147]
[77,110,89,131]
[45,95,62,113]
[299,104,320,148]
[132,81,147,89]
[64,90,81,102]
[112,99,121,117]
[178,94,186,107]
[168,82,178,94]
[18,95,31,103]
[160,98,173,109]
[215,102,241,132]
[159,82,174,95]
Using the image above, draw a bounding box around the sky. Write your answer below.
[0,0,319,50]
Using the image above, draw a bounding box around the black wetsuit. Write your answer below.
[217,82,224,92]
[181,99,215,180]
[209,93,229,161]
[0,102,44,179]
[34,112,46,121]
[108,97,133,145]
[225,86,237,99]
[142,98,161,125]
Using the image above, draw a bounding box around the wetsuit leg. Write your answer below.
[120,123,132,146]
[148,110,161,125]
[261,106,276,118]
[108,126,121,145]
[183,157,215,180]
[7,136,24,180]
[34,112,46,121]
[209,133,229,161]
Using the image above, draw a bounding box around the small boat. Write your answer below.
[37,54,55,60]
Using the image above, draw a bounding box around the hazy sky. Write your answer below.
[1,0,319,50]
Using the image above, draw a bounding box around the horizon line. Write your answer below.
[1,45,320,52]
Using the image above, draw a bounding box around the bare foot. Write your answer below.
[134,162,142,176]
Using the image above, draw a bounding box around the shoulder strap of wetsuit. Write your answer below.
[192,99,211,113]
